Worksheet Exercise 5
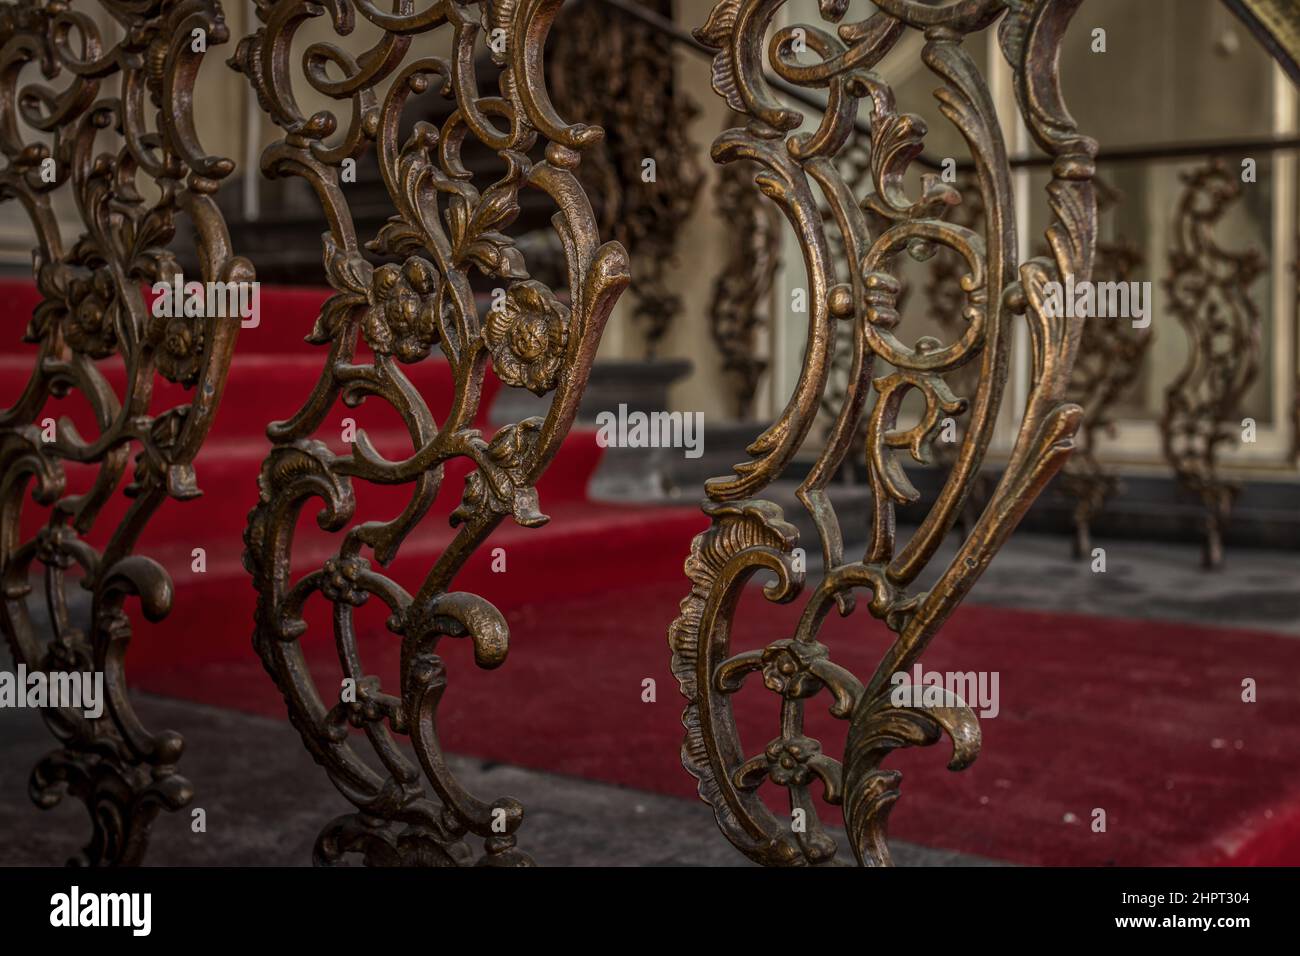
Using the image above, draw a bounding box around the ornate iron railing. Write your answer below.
[921,167,988,538]
[1160,158,1264,570]
[0,0,244,864]
[670,0,1097,866]
[550,0,702,357]
[234,0,628,866]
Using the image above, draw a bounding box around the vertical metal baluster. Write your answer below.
[1056,178,1150,558]
[0,0,245,865]
[233,0,629,866]
[671,0,1097,867]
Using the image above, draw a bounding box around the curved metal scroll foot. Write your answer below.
[31,746,193,867]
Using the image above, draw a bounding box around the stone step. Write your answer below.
[490,357,692,428]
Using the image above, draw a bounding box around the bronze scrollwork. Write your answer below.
[671,0,1096,866]
[0,0,244,864]
[921,166,987,535]
[233,0,628,866]
[1160,158,1264,570]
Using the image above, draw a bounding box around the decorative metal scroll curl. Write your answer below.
[0,0,244,864]
[1160,159,1263,571]
[921,166,986,536]
[670,0,1097,866]
[234,0,628,866]
[819,128,910,461]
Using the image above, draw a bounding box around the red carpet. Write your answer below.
[1,279,706,667]
[124,583,1300,867]
[6,279,1300,866]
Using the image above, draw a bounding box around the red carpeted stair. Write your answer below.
[5,279,1300,867]
[123,577,1300,867]
[0,276,706,663]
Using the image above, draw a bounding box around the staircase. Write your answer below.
[0,280,706,687]
[9,280,1300,867]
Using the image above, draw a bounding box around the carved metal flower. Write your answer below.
[362,256,441,363]
[154,315,205,385]
[34,525,76,569]
[484,280,570,395]
[64,267,119,359]
[338,674,385,731]
[764,735,824,788]
[320,555,370,607]
[761,642,829,699]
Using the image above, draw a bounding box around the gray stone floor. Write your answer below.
[0,687,998,867]
[1,524,1294,866]
[725,486,1300,635]
[898,526,1297,636]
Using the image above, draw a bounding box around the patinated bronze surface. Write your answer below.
[0,0,243,864]
[233,0,628,866]
[671,0,1097,866]
[1161,159,1263,570]
[1293,243,1299,464]
[922,167,987,536]
[1225,0,1300,84]
[821,129,909,462]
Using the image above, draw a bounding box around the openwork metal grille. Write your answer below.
[670,0,1097,866]
[234,0,628,866]
[1161,158,1263,570]
[0,0,242,865]
[820,129,909,459]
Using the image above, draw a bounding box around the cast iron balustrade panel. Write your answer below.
[0,0,245,865]
[233,0,629,866]
[1161,158,1265,570]
[670,0,1098,866]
